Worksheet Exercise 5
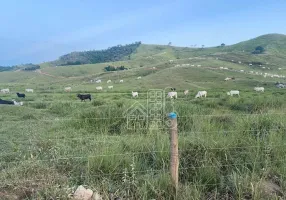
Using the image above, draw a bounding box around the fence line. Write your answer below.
[1,146,284,165]
[1,112,286,123]
[1,127,286,142]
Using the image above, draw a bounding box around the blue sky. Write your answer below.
[0,0,286,65]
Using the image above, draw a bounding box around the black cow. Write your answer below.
[0,98,14,105]
[16,93,25,98]
[171,88,176,91]
[77,94,91,101]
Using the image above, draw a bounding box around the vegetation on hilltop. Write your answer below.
[0,66,15,72]
[52,42,141,66]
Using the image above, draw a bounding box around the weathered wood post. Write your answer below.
[168,112,179,193]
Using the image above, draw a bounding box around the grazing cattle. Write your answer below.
[119,80,124,83]
[12,100,23,106]
[171,88,176,91]
[16,93,25,98]
[108,86,113,89]
[65,87,72,92]
[169,60,174,63]
[275,83,285,88]
[77,94,91,101]
[227,90,240,96]
[184,90,189,95]
[223,67,228,70]
[137,76,142,79]
[197,65,201,67]
[168,92,177,99]
[224,77,232,81]
[25,89,34,93]
[249,64,253,66]
[0,98,14,105]
[96,86,103,90]
[278,68,282,70]
[95,80,101,83]
[195,91,207,98]
[132,91,138,97]
[1,89,10,94]
[107,80,111,83]
[254,87,264,92]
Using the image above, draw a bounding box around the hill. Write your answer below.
[52,42,141,66]
[225,33,286,54]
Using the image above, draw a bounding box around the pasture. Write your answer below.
[1,75,286,199]
[1,40,286,199]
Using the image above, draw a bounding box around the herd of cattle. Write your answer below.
[0,77,284,105]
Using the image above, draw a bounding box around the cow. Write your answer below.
[195,91,207,98]
[65,87,72,92]
[168,92,177,99]
[77,94,91,101]
[1,89,10,94]
[171,88,176,91]
[224,77,232,81]
[16,93,25,98]
[107,80,111,83]
[137,76,142,79]
[227,90,240,96]
[184,90,189,95]
[95,80,101,83]
[12,100,23,106]
[108,86,113,89]
[96,86,103,90]
[132,91,138,97]
[0,98,14,105]
[25,89,34,93]
[119,80,124,83]
[254,87,264,92]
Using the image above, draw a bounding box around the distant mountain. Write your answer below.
[51,42,141,66]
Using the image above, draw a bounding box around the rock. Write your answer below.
[73,185,93,200]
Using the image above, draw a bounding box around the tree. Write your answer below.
[252,46,265,54]
[201,45,205,49]
[221,43,225,47]
[168,42,172,46]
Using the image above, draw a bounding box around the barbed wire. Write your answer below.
[1,111,286,123]
[1,144,284,165]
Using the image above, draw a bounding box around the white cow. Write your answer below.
[227,90,240,96]
[132,91,138,97]
[195,91,207,98]
[119,80,124,83]
[96,86,103,90]
[12,100,23,106]
[278,68,282,70]
[137,76,142,79]
[1,89,10,94]
[254,87,264,92]
[168,92,177,99]
[107,80,111,83]
[108,86,113,89]
[95,80,101,83]
[64,87,72,92]
[184,90,189,95]
[224,77,232,81]
[25,89,34,93]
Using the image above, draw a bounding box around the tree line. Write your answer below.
[53,42,141,66]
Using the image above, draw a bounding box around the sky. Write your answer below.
[0,0,286,66]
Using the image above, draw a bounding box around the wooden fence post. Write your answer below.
[168,112,179,193]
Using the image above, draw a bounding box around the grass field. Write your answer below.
[1,35,286,199]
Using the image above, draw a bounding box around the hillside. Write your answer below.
[52,42,141,66]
